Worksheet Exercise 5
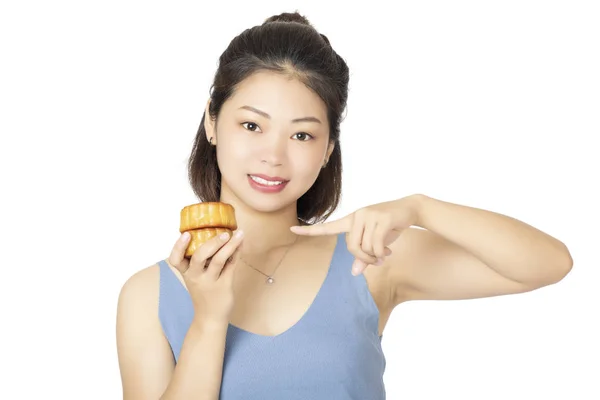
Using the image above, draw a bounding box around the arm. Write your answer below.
[388,195,573,303]
[116,265,227,400]
[160,319,228,400]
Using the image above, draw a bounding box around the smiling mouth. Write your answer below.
[248,174,287,186]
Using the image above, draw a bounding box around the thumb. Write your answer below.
[351,258,368,276]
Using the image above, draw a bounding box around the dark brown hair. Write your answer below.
[187,11,349,224]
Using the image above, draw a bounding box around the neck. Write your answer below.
[219,193,300,257]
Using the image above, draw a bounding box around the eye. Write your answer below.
[241,122,261,132]
[292,132,314,141]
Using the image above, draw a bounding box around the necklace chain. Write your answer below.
[240,235,299,285]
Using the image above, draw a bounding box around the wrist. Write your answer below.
[408,193,429,228]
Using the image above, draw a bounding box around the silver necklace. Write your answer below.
[240,235,298,285]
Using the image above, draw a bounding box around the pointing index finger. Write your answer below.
[290,216,351,236]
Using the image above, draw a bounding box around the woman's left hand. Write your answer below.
[291,195,423,275]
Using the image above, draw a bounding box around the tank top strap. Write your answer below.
[300,232,381,339]
[158,260,194,362]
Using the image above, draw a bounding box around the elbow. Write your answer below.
[526,243,573,289]
[547,243,574,285]
[558,245,574,281]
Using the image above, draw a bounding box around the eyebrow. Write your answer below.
[238,105,322,124]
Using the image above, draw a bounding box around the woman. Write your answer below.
[116,12,573,400]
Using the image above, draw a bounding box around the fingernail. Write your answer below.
[374,258,384,266]
[219,232,230,240]
[235,230,244,238]
[181,232,190,241]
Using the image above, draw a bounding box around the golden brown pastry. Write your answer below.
[179,202,237,259]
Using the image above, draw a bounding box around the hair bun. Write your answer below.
[263,11,313,27]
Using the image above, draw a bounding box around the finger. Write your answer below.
[372,221,390,259]
[187,231,232,276]
[351,258,368,276]
[352,255,389,276]
[361,219,377,257]
[290,215,352,236]
[205,230,244,280]
[347,213,377,265]
[168,232,191,275]
[220,240,243,281]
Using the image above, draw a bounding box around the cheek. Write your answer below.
[290,149,323,179]
[216,135,249,164]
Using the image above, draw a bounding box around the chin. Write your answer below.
[249,199,295,214]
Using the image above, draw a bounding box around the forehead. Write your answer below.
[223,71,327,120]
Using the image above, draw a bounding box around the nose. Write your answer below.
[260,134,287,167]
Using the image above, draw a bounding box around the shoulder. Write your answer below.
[117,263,165,330]
[118,263,161,305]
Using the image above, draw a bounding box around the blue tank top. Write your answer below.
[158,232,386,399]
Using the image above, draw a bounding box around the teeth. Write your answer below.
[250,175,284,186]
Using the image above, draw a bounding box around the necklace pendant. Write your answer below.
[266,277,275,284]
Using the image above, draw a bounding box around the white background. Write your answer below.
[1,0,599,399]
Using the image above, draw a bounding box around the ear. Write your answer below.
[204,99,217,144]
[325,140,335,164]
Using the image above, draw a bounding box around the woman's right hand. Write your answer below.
[167,230,244,324]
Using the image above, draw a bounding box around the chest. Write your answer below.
[230,235,393,337]
[172,235,394,337]
[229,257,329,336]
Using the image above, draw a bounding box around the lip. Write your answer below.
[247,174,289,194]
[248,174,288,182]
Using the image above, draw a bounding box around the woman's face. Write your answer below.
[206,71,334,214]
